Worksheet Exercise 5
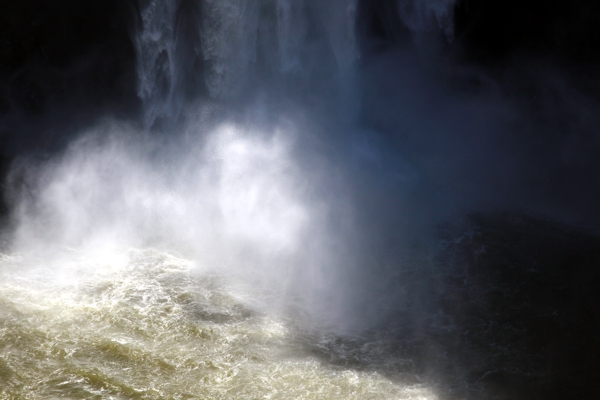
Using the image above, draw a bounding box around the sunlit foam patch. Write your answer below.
[0,246,442,399]
[0,248,181,291]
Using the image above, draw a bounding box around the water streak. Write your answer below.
[136,0,181,126]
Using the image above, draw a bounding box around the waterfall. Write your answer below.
[397,0,457,39]
[200,0,261,99]
[132,0,461,125]
[200,0,359,100]
[135,0,360,122]
[135,0,181,127]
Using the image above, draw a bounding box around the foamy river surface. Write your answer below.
[0,248,437,399]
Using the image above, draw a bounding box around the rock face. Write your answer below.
[0,0,138,158]
[356,0,600,67]
[454,0,600,66]
[0,0,137,115]
[432,212,600,399]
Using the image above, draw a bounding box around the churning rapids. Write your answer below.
[0,248,436,399]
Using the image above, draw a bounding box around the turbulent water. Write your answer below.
[0,248,437,399]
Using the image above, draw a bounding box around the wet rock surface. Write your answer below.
[431,212,600,399]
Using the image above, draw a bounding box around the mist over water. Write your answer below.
[6,0,435,330]
[1,0,600,398]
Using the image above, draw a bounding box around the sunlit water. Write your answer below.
[0,248,437,399]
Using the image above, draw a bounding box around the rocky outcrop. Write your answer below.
[433,212,600,399]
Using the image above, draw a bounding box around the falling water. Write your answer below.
[135,0,180,126]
